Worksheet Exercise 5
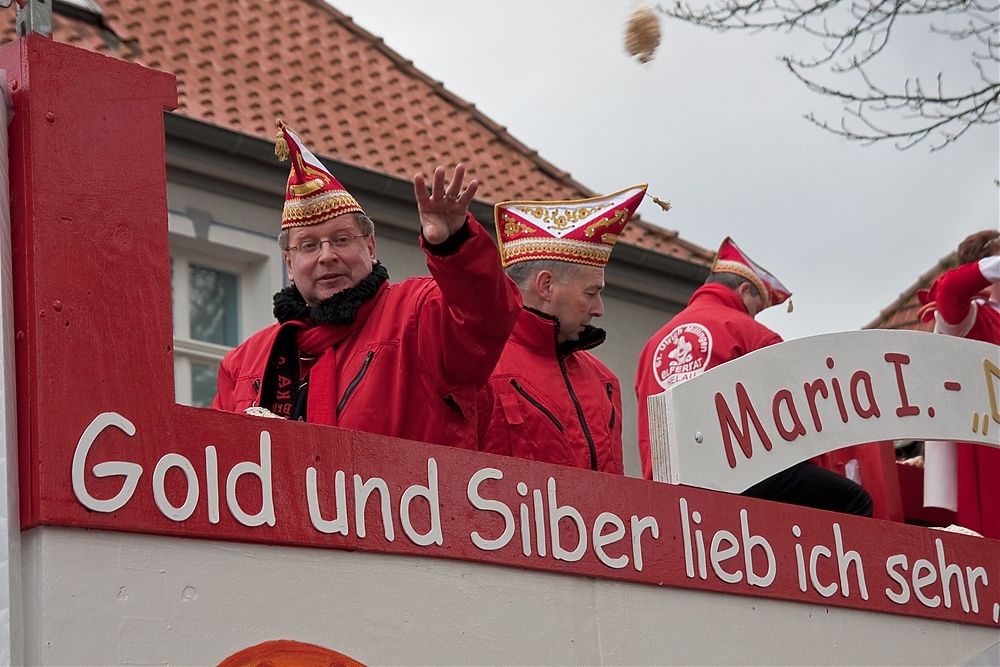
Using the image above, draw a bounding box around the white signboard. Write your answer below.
[648,330,1000,493]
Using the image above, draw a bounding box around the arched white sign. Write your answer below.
[648,330,1000,492]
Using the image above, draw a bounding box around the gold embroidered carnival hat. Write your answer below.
[274,119,364,229]
[494,184,647,268]
[712,236,793,312]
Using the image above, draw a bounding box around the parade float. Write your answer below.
[0,22,996,667]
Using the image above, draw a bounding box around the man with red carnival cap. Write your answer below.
[636,238,873,515]
[213,120,521,450]
[918,229,1000,538]
[476,186,648,473]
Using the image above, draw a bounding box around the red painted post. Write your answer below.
[0,35,177,526]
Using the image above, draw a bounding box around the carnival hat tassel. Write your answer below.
[649,193,672,212]
[275,118,290,161]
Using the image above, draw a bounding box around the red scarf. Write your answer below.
[292,295,380,425]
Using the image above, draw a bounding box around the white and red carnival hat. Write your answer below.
[274,119,364,230]
[712,237,792,311]
[494,184,647,268]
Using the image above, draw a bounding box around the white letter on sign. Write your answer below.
[400,458,443,547]
[592,512,628,569]
[548,478,587,562]
[72,412,142,513]
[468,468,514,551]
[225,431,276,527]
[152,453,199,522]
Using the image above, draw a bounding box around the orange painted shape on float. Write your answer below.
[217,640,366,667]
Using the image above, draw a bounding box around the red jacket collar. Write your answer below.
[689,282,751,315]
[512,307,606,356]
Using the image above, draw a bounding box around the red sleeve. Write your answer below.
[760,330,783,349]
[417,214,522,408]
[212,354,236,411]
[935,261,992,326]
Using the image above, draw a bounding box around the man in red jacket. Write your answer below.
[636,238,872,515]
[476,186,649,474]
[919,229,1000,538]
[212,119,521,450]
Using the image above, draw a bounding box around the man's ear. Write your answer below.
[735,282,760,317]
[283,252,294,283]
[533,270,555,303]
[367,235,377,263]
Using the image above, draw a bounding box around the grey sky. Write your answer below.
[328,0,999,340]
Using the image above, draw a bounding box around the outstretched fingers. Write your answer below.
[445,163,466,200]
[412,171,430,207]
[431,165,447,200]
[414,164,476,205]
[457,178,479,207]
[412,164,477,244]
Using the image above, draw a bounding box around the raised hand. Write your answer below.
[413,163,479,245]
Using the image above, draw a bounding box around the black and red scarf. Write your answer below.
[260,263,389,422]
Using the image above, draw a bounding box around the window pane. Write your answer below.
[189,265,239,346]
[190,362,218,407]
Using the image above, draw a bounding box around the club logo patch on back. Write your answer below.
[652,323,712,389]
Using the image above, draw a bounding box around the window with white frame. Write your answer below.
[169,209,285,407]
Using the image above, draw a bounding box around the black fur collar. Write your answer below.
[561,324,606,355]
[524,306,606,355]
[273,262,390,325]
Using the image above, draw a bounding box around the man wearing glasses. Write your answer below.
[212,119,521,451]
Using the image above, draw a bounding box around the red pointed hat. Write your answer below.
[275,119,364,230]
[712,237,792,311]
[494,184,647,268]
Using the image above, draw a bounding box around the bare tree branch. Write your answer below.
[655,0,999,149]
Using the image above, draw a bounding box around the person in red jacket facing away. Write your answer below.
[476,185,649,474]
[918,229,1000,538]
[212,119,521,451]
[636,238,872,516]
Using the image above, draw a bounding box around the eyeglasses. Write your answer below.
[286,235,368,257]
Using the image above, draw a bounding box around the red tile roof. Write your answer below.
[863,254,956,332]
[4,0,713,266]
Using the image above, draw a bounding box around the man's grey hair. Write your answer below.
[278,211,375,251]
[505,259,584,292]
[705,271,759,297]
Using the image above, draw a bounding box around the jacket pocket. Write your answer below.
[499,393,524,425]
[510,379,564,432]
[230,376,262,412]
[607,382,616,430]
[337,350,375,417]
